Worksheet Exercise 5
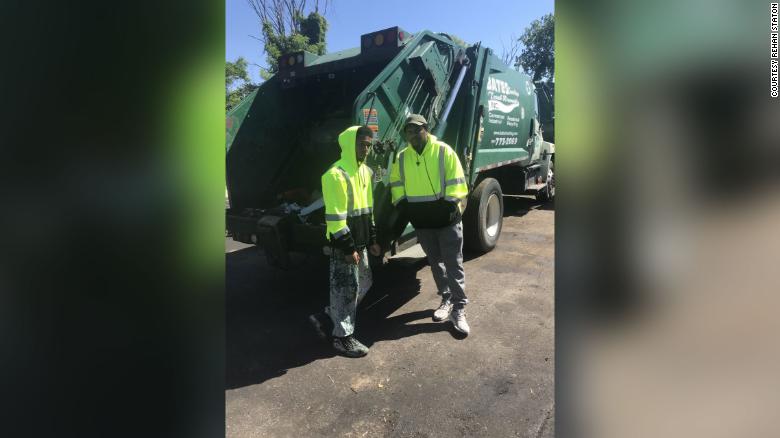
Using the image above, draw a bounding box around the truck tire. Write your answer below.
[536,161,555,203]
[464,177,503,253]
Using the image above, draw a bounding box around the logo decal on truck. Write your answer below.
[486,77,521,127]
[488,100,520,113]
[487,77,519,96]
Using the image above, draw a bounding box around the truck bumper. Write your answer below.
[226,210,327,268]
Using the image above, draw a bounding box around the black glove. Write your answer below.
[444,199,460,223]
[332,232,356,254]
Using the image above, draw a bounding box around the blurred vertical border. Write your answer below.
[1,0,226,436]
[556,1,780,437]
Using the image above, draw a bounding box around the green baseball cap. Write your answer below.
[404,114,427,127]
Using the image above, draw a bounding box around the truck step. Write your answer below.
[525,183,547,192]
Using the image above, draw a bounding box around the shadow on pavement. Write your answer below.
[360,309,466,345]
[358,259,468,343]
[226,248,435,389]
[502,196,537,217]
[535,199,555,211]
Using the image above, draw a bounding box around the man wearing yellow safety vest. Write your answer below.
[390,114,471,335]
[309,126,382,358]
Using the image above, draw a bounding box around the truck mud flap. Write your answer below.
[257,215,291,269]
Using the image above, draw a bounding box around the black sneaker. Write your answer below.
[332,335,369,358]
[308,312,333,340]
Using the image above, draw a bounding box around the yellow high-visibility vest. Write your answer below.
[389,135,468,213]
[321,126,374,240]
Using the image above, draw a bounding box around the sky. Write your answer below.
[226,0,554,84]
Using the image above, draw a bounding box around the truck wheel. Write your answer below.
[464,177,503,253]
[536,162,555,203]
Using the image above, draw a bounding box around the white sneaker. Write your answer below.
[432,297,453,322]
[449,308,470,335]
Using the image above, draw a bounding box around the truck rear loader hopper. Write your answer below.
[226,26,554,268]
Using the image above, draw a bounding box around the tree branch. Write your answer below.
[248,33,265,44]
[500,34,521,69]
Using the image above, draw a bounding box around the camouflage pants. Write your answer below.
[326,247,372,337]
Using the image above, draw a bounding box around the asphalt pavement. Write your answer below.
[226,196,554,438]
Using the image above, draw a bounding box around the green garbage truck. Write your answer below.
[226,26,554,268]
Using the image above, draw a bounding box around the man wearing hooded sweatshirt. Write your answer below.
[389,114,471,335]
[309,126,382,358]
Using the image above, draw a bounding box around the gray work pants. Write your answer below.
[326,247,372,337]
[415,221,467,309]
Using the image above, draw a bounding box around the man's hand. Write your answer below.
[344,250,360,265]
[369,243,382,257]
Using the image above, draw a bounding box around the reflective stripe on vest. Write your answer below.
[325,213,348,221]
[445,177,466,186]
[398,150,406,189]
[331,226,350,239]
[438,146,446,197]
[335,167,354,215]
[407,194,440,202]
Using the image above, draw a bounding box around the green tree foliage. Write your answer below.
[260,12,327,79]
[516,13,554,81]
[226,57,257,111]
[246,1,329,80]
[226,57,250,88]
